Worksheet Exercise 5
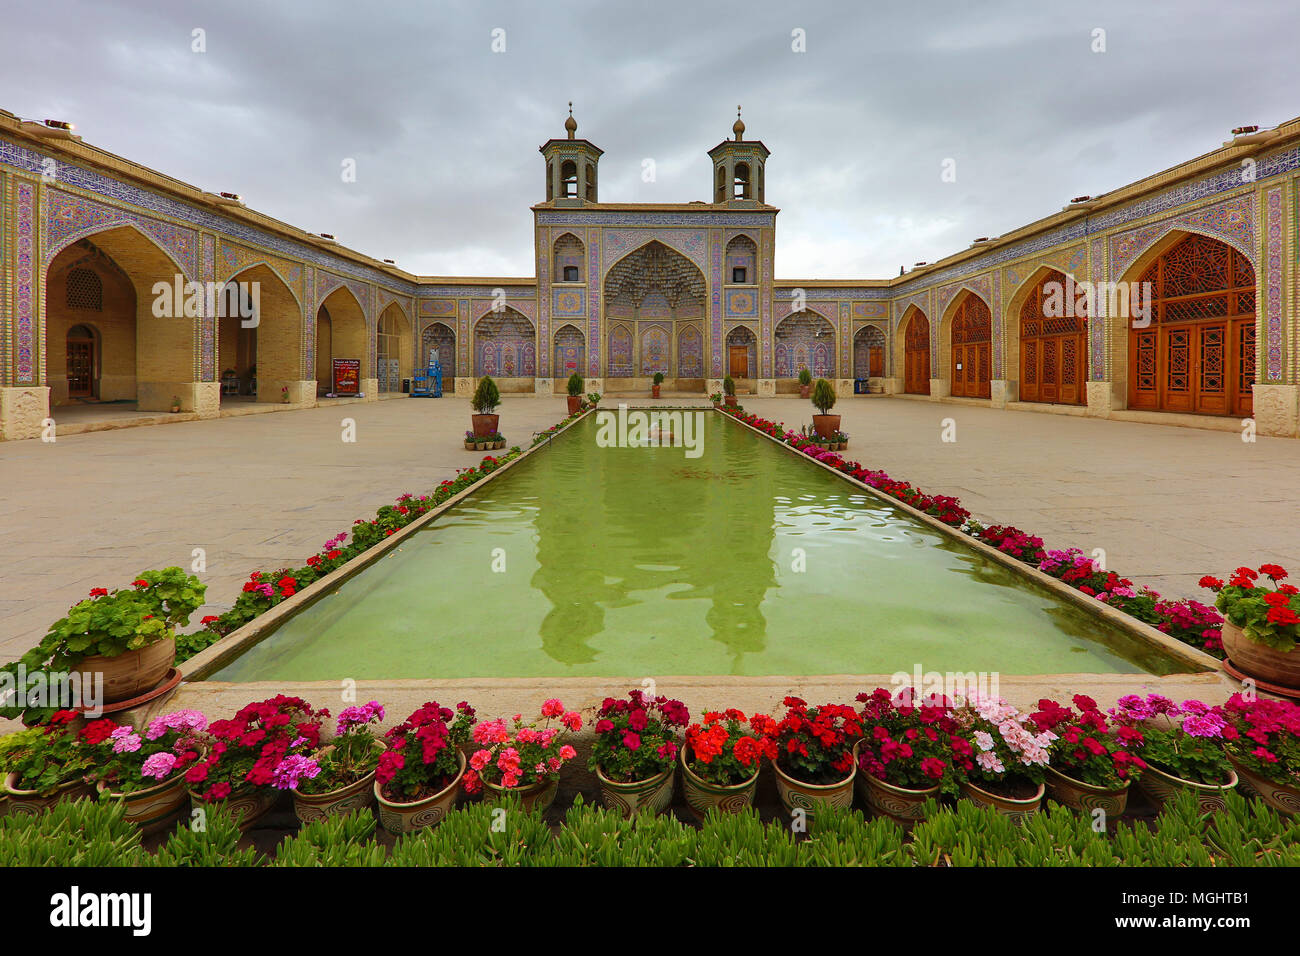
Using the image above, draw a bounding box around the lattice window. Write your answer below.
[1239,323,1256,394]
[951,294,991,344]
[66,268,103,311]
[1146,234,1255,323]
[1200,327,1225,393]
[905,311,929,349]
[1062,339,1077,385]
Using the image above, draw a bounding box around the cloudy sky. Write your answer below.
[5,0,1298,279]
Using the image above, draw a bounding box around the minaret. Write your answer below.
[539,102,604,204]
[707,106,770,204]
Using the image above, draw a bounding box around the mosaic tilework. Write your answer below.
[553,287,584,317]
[1109,193,1257,280]
[607,322,632,376]
[893,292,929,329]
[1266,186,1283,381]
[41,187,199,278]
[419,298,457,316]
[458,299,469,373]
[536,225,549,377]
[603,228,709,273]
[992,269,1003,378]
[0,172,9,385]
[305,266,315,379]
[760,231,772,377]
[538,210,774,230]
[725,288,758,317]
[14,181,34,382]
[200,234,215,380]
[588,231,600,376]
[218,241,302,293]
[709,231,723,376]
[677,324,704,377]
[852,301,889,318]
[1001,244,1088,295]
[1089,237,1107,380]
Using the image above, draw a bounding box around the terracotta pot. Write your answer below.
[680,746,759,821]
[652,384,661,398]
[187,785,279,832]
[464,441,475,450]
[859,772,940,827]
[1137,763,1237,816]
[1043,765,1130,816]
[74,639,176,705]
[567,395,582,415]
[799,385,811,399]
[1226,753,1300,816]
[811,414,841,440]
[100,775,189,836]
[3,772,94,815]
[480,772,559,815]
[596,764,675,818]
[772,756,855,821]
[471,413,499,438]
[724,395,737,407]
[375,752,465,835]
[292,744,382,825]
[959,778,1044,824]
[1221,621,1300,690]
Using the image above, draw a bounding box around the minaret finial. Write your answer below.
[564,101,577,139]
[733,105,745,141]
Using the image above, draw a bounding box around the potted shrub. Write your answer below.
[471,375,501,438]
[2,711,96,813]
[680,709,776,820]
[86,709,207,835]
[293,700,386,825]
[798,366,813,399]
[709,391,723,407]
[762,696,862,821]
[652,371,664,399]
[855,687,962,826]
[1201,565,1300,690]
[566,373,584,415]
[723,374,737,407]
[185,694,328,832]
[374,700,476,835]
[810,378,839,439]
[465,699,581,815]
[491,431,506,450]
[589,689,689,817]
[1214,693,1300,816]
[1108,694,1237,815]
[1028,695,1146,816]
[950,694,1053,820]
[169,395,181,414]
[585,391,602,410]
[14,569,205,709]
[833,430,849,451]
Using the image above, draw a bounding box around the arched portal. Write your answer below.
[602,240,706,385]
[553,324,585,380]
[474,308,536,377]
[949,291,992,399]
[219,264,304,403]
[1126,232,1256,416]
[900,307,931,395]
[774,310,835,379]
[1018,269,1088,405]
[420,322,456,390]
[376,302,412,393]
[853,325,886,379]
[318,285,368,393]
[725,325,757,380]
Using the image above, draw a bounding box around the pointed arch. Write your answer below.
[376,301,413,393]
[896,306,931,395]
[774,309,835,378]
[853,324,886,379]
[474,307,536,377]
[318,284,369,388]
[553,323,585,379]
[941,289,992,398]
[420,321,457,390]
[1010,267,1089,405]
[221,262,306,402]
[553,233,586,284]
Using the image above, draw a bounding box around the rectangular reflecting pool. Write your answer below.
[207,410,1197,680]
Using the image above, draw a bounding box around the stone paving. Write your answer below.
[2,394,1296,664]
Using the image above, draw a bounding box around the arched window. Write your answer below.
[725,235,757,285]
[733,162,751,200]
[553,233,585,284]
[66,267,103,311]
[560,160,578,198]
[585,162,597,201]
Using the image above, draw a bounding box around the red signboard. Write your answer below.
[332,358,361,396]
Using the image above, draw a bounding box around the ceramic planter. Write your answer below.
[2,773,94,815]
[374,752,466,835]
[1221,621,1300,690]
[811,414,841,439]
[1225,754,1300,816]
[493,440,505,449]
[100,775,189,836]
[1043,765,1131,816]
[74,638,175,704]
[595,764,675,818]
[187,785,279,832]
[772,757,855,820]
[481,771,560,815]
[464,440,475,450]
[724,395,737,407]
[859,772,940,826]
[292,746,381,825]
[679,746,759,821]
[471,413,499,438]
[799,385,811,399]
[1137,764,1237,816]
[959,779,1045,823]
[567,395,582,415]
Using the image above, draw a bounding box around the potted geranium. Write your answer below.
[1201,565,1300,690]
[2,710,96,813]
[585,391,602,410]
[950,694,1053,820]
[810,378,839,439]
[7,569,204,712]
[1029,695,1146,816]
[185,694,328,831]
[798,366,812,399]
[680,709,776,820]
[723,374,737,407]
[1108,694,1237,815]
[465,699,581,814]
[293,700,386,825]
[374,699,475,835]
[471,375,501,438]
[709,391,723,407]
[87,709,207,835]
[464,430,476,451]
[589,689,689,817]
[762,696,862,820]
[1214,693,1300,816]
[652,371,664,399]
[566,372,584,415]
[169,395,182,413]
[856,687,963,826]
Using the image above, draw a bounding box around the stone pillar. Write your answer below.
[990,379,1017,408]
[0,387,51,441]
[1252,384,1300,437]
[194,381,221,418]
[361,378,379,401]
[928,378,951,399]
[1086,380,1124,417]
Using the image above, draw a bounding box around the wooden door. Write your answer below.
[903,312,930,395]
[950,295,991,399]
[729,346,748,379]
[66,337,94,397]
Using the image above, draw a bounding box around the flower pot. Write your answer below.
[292,744,382,826]
[811,414,841,440]
[1221,621,1300,691]
[959,779,1045,823]
[595,764,675,818]
[772,757,855,821]
[567,395,582,415]
[679,745,759,821]
[1225,754,1300,816]
[859,772,940,827]
[100,775,189,836]
[493,440,505,450]
[1137,763,1237,816]
[652,384,661,398]
[724,395,737,407]
[799,385,811,399]
[187,785,279,832]
[374,751,465,835]
[480,772,560,815]
[73,638,176,705]
[1043,765,1130,816]
[3,772,94,815]
[471,413,499,438]
[464,441,475,450]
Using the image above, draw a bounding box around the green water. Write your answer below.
[208,412,1193,680]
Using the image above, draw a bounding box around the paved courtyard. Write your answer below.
[2,394,1297,663]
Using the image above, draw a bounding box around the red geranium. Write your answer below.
[1029,695,1146,789]
[763,696,862,786]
